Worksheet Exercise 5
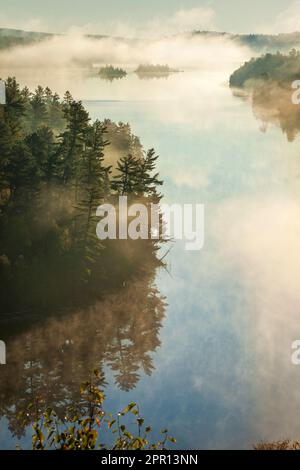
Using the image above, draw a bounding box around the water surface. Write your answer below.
[1,69,300,449]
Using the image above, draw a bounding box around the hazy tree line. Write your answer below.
[98,65,127,81]
[230,50,300,88]
[0,78,164,314]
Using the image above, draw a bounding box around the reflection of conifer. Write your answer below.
[0,277,166,434]
[109,329,141,392]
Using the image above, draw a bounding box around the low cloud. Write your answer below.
[0,7,217,38]
[260,1,300,34]
[145,7,217,37]
[0,30,249,70]
[212,192,300,440]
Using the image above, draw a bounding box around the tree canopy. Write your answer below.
[0,78,164,314]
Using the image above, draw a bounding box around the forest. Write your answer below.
[229,49,300,88]
[0,78,164,317]
[0,28,51,50]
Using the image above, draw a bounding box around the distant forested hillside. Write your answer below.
[235,32,300,52]
[1,27,300,55]
[0,28,52,50]
[192,31,300,53]
[229,50,300,88]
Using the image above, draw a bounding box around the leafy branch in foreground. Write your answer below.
[18,369,176,450]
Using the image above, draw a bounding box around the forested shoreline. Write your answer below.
[0,78,164,315]
[229,50,300,88]
[229,51,300,142]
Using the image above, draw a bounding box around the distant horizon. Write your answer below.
[1,26,300,40]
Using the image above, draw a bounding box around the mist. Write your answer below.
[211,192,300,441]
[0,32,251,72]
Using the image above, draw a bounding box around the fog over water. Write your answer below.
[1,35,300,449]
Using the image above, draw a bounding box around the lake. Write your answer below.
[1,66,300,449]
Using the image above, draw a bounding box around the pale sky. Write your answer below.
[0,0,299,35]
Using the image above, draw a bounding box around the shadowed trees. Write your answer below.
[230,50,300,89]
[0,78,165,313]
[0,77,168,441]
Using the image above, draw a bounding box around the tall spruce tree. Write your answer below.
[25,127,58,184]
[111,154,140,195]
[30,86,48,132]
[59,100,90,186]
[74,120,111,279]
[137,148,163,197]
[2,77,26,139]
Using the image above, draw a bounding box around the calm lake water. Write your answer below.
[1,67,300,449]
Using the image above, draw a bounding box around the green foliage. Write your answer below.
[230,50,300,88]
[0,78,165,314]
[111,149,162,197]
[138,148,163,196]
[111,154,140,195]
[0,28,51,50]
[19,370,176,450]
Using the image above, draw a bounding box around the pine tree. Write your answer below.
[48,92,64,130]
[30,86,48,132]
[0,118,13,199]
[136,148,163,197]
[74,120,111,279]
[59,100,90,185]
[111,154,140,195]
[5,140,40,207]
[25,126,58,184]
[3,77,26,138]
[62,90,73,120]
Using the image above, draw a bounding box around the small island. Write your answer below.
[135,63,180,80]
[98,65,127,81]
